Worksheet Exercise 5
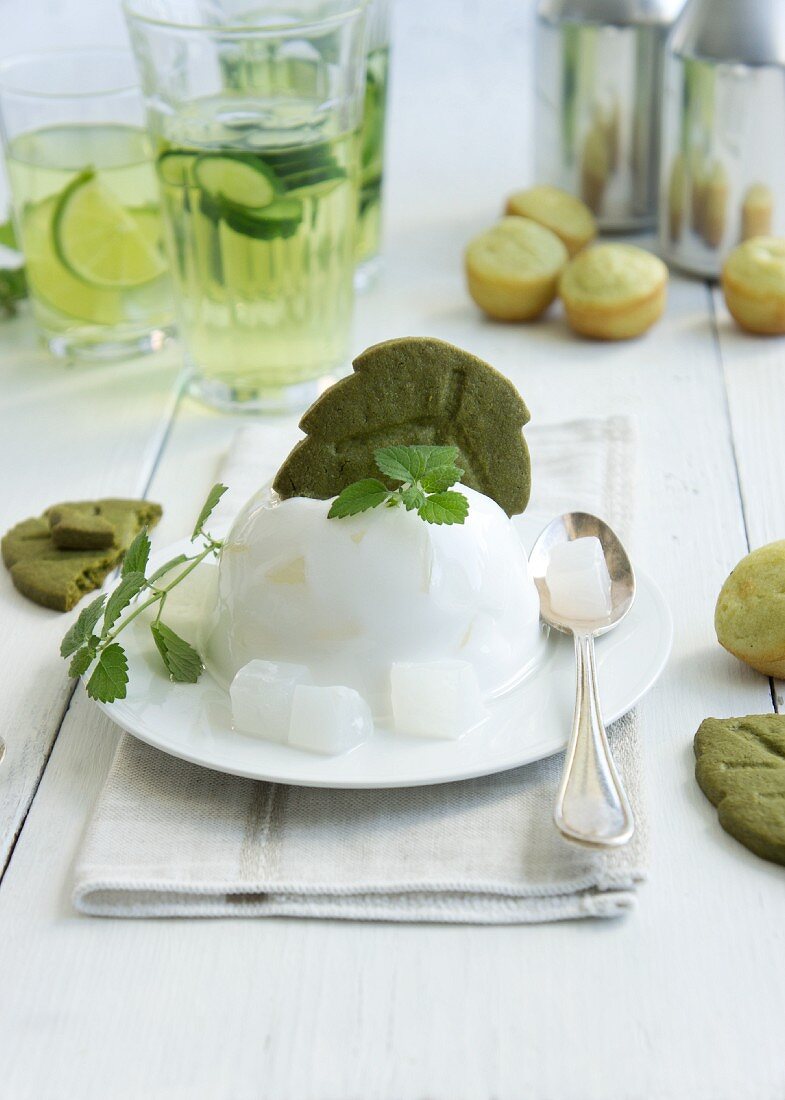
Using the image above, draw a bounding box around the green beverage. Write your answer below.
[155,97,358,404]
[6,123,172,358]
[357,46,390,268]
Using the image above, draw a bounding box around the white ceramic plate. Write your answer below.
[96,515,672,789]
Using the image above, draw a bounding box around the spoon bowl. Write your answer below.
[528,512,636,636]
[529,512,636,848]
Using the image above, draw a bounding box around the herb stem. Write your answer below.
[101,541,221,647]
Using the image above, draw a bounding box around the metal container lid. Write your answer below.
[537,0,685,28]
[670,0,785,67]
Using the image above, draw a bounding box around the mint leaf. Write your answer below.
[60,594,106,657]
[374,444,460,485]
[0,221,18,251]
[418,491,469,525]
[374,446,423,484]
[68,646,95,678]
[328,479,389,519]
[86,643,129,702]
[150,621,203,683]
[148,553,189,584]
[420,464,464,493]
[400,486,426,511]
[192,483,228,539]
[102,572,146,634]
[122,529,151,577]
[417,445,460,474]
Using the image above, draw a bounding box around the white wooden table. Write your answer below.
[1,2,784,1097]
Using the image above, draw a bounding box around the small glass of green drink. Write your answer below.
[0,49,174,362]
[125,0,369,414]
[355,0,391,287]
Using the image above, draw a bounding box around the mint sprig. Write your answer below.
[328,445,469,526]
[0,219,26,318]
[60,483,228,703]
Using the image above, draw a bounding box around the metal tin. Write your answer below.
[535,0,686,231]
[659,0,785,277]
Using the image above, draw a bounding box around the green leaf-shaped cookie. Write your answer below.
[273,337,531,516]
[694,715,785,866]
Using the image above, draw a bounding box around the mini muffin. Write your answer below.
[465,216,569,321]
[715,541,785,677]
[741,183,774,241]
[722,237,785,334]
[505,185,596,257]
[559,243,668,340]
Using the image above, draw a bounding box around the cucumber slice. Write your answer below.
[224,196,303,240]
[283,164,346,198]
[194,152,280,210]
[157,150,198,188]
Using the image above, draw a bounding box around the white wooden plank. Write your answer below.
[0,259,779,1100]
[712,285,785,711]
[0,319,181,872]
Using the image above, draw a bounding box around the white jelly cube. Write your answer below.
[390,660,488,740]
[230,660,311,742]
[288,685,373,756]
[546,537,612,621]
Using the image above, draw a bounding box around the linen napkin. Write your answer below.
[73,416,647,923]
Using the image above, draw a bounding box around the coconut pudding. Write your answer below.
[205,483,542,721]
[205,336,541,754]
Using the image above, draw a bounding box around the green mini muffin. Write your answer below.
[694,715,785,866]
[2,498,162,612]
[715,540,785,678]
[273,336,532,516]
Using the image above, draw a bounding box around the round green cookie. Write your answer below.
[694,715,785,866]
[273,337,532,516]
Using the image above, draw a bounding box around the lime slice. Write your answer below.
[22,198,124,325]
[130,205,164,249]
[53,170,168,289]
[194,153,280,210]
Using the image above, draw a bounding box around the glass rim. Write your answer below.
[122,0,367,37]
[0,47,139,100]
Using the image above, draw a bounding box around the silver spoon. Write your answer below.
[529,513,636,848]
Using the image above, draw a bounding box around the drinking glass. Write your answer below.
[125,0,368,413]
[355,0,390,286]
[0,49,174,361]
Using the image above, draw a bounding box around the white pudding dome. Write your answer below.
[204,485,543,716]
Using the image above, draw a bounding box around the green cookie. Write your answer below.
[694,715,785,866]
[273,337,532,516]
[2,498,162,612]
[48,505,116,550]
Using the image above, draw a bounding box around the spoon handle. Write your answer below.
[554,631,634,847]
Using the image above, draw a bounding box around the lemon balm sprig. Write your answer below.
[59,484,228,704]
[328,445,470,525]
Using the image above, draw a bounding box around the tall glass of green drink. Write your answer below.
[0,49,174,361]
[355,0,391,287]
[125,0,368,413]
